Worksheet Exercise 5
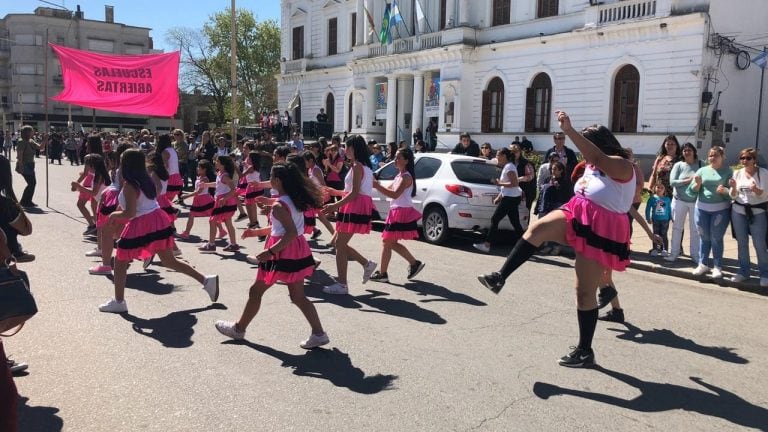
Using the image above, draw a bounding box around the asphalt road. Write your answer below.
[6,160,768,431]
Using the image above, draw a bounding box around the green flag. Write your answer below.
[380,3,392,45]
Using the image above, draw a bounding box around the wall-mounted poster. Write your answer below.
[375,82,387,120]
[424,75,440,117]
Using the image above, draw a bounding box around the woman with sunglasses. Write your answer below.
[690,146,732,279]
[728,148,768,286]
[667,142,702,263]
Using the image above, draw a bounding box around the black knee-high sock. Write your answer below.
[498,239,537,280]
[577,308,599,351]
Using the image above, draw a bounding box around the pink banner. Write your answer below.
[50,43,180,117]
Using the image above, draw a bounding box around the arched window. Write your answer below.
[482,77,504,133]
[325,93,335,126]
[612,65,639,133]
[525,73,552,132]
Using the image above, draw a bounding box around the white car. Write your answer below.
[372,153,529,244]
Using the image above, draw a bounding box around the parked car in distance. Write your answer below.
[372,153,529,245]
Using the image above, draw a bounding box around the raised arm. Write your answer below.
[556,111,632,182]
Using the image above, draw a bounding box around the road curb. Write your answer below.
[628,260,767,295]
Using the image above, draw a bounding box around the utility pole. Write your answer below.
[756,46,766,150]
[230,0,238,148]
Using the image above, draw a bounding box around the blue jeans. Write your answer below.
[695,207,730,269]
[731,209,768,278]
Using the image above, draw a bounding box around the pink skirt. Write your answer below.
[78,172,95,202]
[336,194,373,234]
[210,196,238,223]
[256,235,315,285]
[165,173,183,200]
[236,176,248,197]
[303,209,317,235]
[96,187,120,228]
[382,206,421,241]
[244,184,264,205]
[562,195,631,271]
[157,195,179,222]
[115,208,175,261]
[189,193,215,217]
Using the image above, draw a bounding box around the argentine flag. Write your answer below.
[753,50,768,69]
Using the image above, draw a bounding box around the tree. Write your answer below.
[167,8,280,126]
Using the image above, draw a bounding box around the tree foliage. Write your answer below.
[166,8,279,126]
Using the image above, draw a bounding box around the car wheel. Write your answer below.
[422,206,449,245]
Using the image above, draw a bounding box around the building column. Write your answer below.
[365,0,374,44]
[356,0,365,46]
[386,74,398,145]
[397,75,411,144]
[459,0,470,26]
[365,76,377,131]
[446,0,456,28]
[411,71,424,145]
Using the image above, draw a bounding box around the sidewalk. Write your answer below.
[626,222,766,294]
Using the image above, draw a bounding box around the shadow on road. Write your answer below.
[115,271,176,296]
[533,366,767,430]
[122,303,227,348]
[398,280,487,306]
[17,396,63,431]
[306,282,446,324]
[222,341,397,394]
[607,322,748,364]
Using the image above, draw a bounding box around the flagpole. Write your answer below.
[230,0,238,149]
[44,29,50,208]
[756,46,766,150]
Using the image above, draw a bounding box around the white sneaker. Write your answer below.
[98,298,127,313]
[664,254,678,262]
[323,282,349,295]
[760,277,768,288]
[473,242,491,253]
[362,260,377,284]
[692,264,709,276]
[660,250,670,257]
[711,268,723,279]
[730,274,747,283]
[215,320,245,340]
[85,248,102,257]
[300,332,330,349]
[203,275,220,302]
[246,255,260,265]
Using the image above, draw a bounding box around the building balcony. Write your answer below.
[586,0,672,27]
[363,32,444,59]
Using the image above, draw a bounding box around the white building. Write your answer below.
[278,0,768,160]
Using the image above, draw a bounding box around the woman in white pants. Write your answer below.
[667,142,702,263]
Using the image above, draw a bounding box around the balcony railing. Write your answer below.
[598,0,657,24]
[367,33,443,58]
[283,58,306,74]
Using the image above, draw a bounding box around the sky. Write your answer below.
[1,0,281,51]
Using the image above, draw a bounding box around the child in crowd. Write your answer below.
[322,135,377,295]
[303,150,335,239]
[242,151,264,229]
[199,155,240,253]
[369,148,425,283]
[71,155,109,272]
[73,161,97,235]
[178,159,218,238]
[645,183,672,256]
[215,161,328,349]
[99,149,219,313]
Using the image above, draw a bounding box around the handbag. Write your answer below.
[0,258,37,336]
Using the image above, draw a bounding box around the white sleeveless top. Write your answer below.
[118,184,160,217]
[390,172,415,209]
[573,164,635,213]
[109,169,121,190]
[246,170,261,183]
[160,179,168,195]
[309,166,323,187]
[164,147,179,175]
[500,162,523,198]
[215,173,231,197]
[344,163,373,196]
[270,195,304,236]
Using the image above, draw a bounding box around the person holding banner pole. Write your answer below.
[16,126,40,208]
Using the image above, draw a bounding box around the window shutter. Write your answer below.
[525,87,536,132]
[495,89,505,132]
[625,79,638,132]
[481,91,491,133]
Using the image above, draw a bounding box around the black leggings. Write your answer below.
[487,196,523,243]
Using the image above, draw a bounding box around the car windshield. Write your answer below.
[450,160,501,185]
